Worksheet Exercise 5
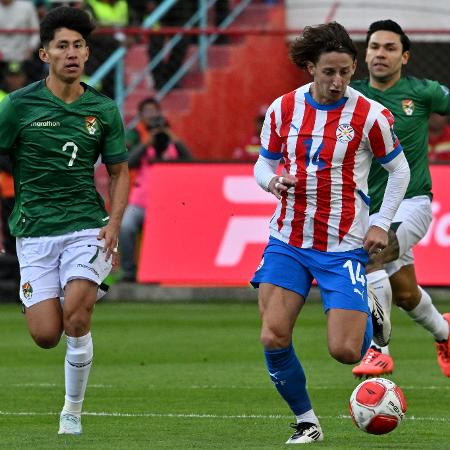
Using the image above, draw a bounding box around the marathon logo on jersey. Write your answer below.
[30,120,61,127]
[402,99,415,116]
[336,124,355,143]
[22,281,33,300]
[85,116,97,135]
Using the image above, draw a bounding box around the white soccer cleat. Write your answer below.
[58,412,82,435]
[286,422,324,444]
[368,285,391,347]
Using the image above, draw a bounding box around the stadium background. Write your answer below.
[1,3,450,449]
[1,0,450,299]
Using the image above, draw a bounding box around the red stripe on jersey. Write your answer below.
[280,91,296,137]
[268,109,282,152]
[275,92,296,234]
[313,106,344,251]
[288,101,316,247]
[381,108,400,147]
[368,117,387,159]
[381,108,394,126]
[339,96,370,242]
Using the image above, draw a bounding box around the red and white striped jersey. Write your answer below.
[260,83,403,252]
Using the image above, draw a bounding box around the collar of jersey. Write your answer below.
[41,79,89,106]
[304,91,348,110]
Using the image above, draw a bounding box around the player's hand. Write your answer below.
[97,224,120,266]
[363,225,388,256]
[268,174,297,199]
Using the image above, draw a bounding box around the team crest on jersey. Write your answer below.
[336,124,355,143]
[402,99,415,116]
[22,281,33,300]
[85,116,97,135]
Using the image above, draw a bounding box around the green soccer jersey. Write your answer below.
[0,80,128,237]
[352,76,450,214]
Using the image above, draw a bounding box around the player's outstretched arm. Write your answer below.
[374,152,410,231]
[97,161,129,263]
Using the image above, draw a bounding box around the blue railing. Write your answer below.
[87,0,251,115]
[156,0,252,100]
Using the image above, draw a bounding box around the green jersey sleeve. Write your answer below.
[126,128,140,149]
[0,96,20,153]
[100,105,128,165]
[427,80,450,114]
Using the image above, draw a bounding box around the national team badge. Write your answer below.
[336,124,355,143]
[22,281,33,300]
[402,99,415,116]
[85,116,97,135]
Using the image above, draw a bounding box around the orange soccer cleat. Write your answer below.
[436,313,450,377]
[352,347,394,378]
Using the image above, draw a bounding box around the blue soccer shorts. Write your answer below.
[251,236,370,315]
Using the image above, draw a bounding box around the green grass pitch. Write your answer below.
[0,299,449,449]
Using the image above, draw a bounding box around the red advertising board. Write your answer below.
[413,165,450,286]
[138,163,450,286]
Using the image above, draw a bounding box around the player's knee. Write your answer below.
[260,328,291,350]
[329,344,360,364]
[63,309,91,336]
[31,331,61,349]
[394,289,420,310]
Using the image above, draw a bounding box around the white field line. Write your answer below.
[8,383,450,390]
[10,383,112,388]
[0,411,448,422]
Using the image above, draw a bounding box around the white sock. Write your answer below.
[405,287,449,341]
[367,270,392,355]
[63,332,93,416]
[296,409,319,426]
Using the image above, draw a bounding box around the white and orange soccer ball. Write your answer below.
[349,377,407,435]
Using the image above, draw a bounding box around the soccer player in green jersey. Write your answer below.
[351,20,450,378]
[0,7,129,434]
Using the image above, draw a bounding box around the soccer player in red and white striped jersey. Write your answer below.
[250,22,410,444]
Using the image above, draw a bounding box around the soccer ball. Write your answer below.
[349,377,407,435]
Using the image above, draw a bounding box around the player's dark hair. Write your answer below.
[366,20,410,52]
[138,97,160,113]
[289,22,357,70]
[40,6,95,47]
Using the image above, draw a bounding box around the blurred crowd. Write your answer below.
[0,0,236,97]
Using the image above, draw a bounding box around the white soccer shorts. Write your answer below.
[369,195,432,276]
[16,228,112,307]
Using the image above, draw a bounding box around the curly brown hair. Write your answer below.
[289,22,357,70]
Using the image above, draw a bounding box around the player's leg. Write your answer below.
[352,232,397,378]
[58,229,113,435]
[24,299,63,348]
[312,249,373,365]
[390,264,450,377]
[16,236,64,348]
[259,283,323,444]
[327,309,371,364]
[353,196,432,377]
[59,278,97,435]
[251,238,323,444]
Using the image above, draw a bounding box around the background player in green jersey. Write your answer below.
[0,7,129,434]
[351,20,450,378]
